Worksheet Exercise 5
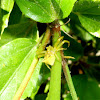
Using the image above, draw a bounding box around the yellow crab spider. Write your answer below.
[37,36,74,69]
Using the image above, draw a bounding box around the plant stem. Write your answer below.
[47,21,62,100]
[48,51,61,100]
[62,57,78,100]
[37,27,51,52]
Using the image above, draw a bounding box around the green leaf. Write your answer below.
[74,24,94,41]
[21,58,43,99]
[0,21,38,46]
[73,0,100,38]
[69,13,94,41]
[72,75,100,100]
[78,14,100,37]
[31,63,50,99]
[16,0,77,23]
[73,0,100,15]
[0,38,38,100]
[21,61,50,99]
[0,0,14,35]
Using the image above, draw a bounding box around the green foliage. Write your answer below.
[16,0,77,23]
[0,0,100,100]
[73,0,100,37]
[0,38,37,99]
[65,75,100,100]
[0,21,37,46]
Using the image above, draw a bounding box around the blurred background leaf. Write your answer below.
[0,18,38,47]
[64,75,100,100]
[73,0,100,38]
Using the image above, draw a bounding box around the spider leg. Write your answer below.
[45,64,51,70]
[37,51,46,58]
[54,36,64,48]
[37,54,45,58]
[56,40,70,50]
[63,56,75,59]
[54,53,62,64]
[57,48,67,51]
[37,51,46,54]
[55,53,60,60]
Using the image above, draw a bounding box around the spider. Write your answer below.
[37,36,74,69]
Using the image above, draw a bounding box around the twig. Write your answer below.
[61,51,78,100]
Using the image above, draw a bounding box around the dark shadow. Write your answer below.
[37,22,47,36]
[9,3,22,25]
